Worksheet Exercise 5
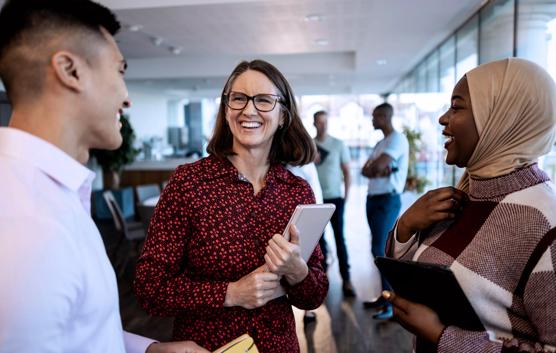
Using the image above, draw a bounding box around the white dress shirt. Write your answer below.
[0,128,155,353]
[286,163,324,204]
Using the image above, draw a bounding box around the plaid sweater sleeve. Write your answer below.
[438,232,556,353]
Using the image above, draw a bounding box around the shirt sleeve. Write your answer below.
[382,133,409,161]
[385,221,419,260]
[123,331,157,353]
[0,218,81,353]
[282,185,329,310]
[134,174,229,316]
[299,163,324,204]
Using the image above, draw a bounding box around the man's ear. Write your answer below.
[50,51,85,92]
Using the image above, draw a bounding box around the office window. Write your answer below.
[516,0,556,71]
[440,37,456,93]
[456,15,479,78]
[425,51,440,93]
[480,0,514,63]
[416,61,427,93]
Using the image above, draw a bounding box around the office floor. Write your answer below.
[108,181,416,353]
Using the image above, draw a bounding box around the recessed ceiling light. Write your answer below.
[126,24,143,32]
[314,39,329,46]
[376,59,387,65]
[305,14,326,22]
[151,36,164,46]
[170,46,183,55]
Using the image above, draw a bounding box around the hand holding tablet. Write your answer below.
[281,204,336,260]
[265,204,335,297]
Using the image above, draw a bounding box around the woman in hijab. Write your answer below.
[384,58,556,352]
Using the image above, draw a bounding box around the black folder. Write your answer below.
[316,145,329,164]
[375,256,484,331]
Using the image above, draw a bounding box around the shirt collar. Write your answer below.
[206,154,292,185]
[469,163,550,200]
[0,127,94,193]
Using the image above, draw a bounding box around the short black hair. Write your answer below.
[313,110,327,121]
[0,0,120,103]
[374,102,393,117]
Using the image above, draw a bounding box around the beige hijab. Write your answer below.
[457,58,556,192]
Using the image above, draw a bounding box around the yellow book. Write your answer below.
[212,333,259,353]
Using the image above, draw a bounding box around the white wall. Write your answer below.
[127,86,170,145]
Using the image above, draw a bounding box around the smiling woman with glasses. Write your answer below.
[224,92,282,112]
[135,59,328,353]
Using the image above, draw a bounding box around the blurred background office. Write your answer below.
[1,0,555,352]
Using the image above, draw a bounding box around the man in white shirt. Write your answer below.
[0,1,208,352]
[361,103,408,320]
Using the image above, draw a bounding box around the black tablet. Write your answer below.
[375,256,484,331]
[316,145,330,164]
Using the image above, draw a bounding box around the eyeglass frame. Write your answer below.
[223,91,283,112]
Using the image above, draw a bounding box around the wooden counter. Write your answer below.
[121,158,197,187]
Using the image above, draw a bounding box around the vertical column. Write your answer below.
[480,1,515,63]
[517,0,556,68]
[184,102,204,155]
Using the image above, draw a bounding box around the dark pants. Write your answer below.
[366,193,402,291]
[321,197,351,281]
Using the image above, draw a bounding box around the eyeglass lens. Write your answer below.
[226,92,280,112]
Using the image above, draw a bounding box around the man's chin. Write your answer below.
[96,138,123,151]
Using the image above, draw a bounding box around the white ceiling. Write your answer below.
[12,0,487,97]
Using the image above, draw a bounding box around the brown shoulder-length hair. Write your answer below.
[206,59,316,166]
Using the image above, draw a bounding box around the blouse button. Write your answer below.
[254,239,261,246]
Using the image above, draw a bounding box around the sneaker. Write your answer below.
[362,296,388,309]
[372,305,393,320]
[342,281,356,298]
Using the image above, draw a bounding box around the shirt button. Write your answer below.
[254,239,261,246]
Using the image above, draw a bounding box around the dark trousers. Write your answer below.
[321,197,351,281]
[366,193,402,291]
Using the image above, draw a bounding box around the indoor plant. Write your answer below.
[90,114,140,190]
[403,126,428,193]
[90,115,140,219]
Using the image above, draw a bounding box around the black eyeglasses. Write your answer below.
[224,92,282,112]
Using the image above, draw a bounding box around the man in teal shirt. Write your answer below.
[314,110,355,297]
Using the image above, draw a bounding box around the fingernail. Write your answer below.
[382,290,392,300]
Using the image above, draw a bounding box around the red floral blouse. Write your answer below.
[134,155,329,352]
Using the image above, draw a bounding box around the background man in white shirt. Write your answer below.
[0,0,208,352]
[361,102,409,320]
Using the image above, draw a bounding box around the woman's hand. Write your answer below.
[383,291,446,344]
[397,187,468,243]
[224,267,280,309]
[264,225,309,286]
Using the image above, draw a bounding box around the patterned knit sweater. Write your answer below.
[389,164,556,353]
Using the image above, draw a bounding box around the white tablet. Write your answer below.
[283,204,336,260]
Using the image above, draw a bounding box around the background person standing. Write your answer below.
[361,103,408,319]
[314,110,355,297]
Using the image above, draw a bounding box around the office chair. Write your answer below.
[102,190,146,276]
[135,183,161,204]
